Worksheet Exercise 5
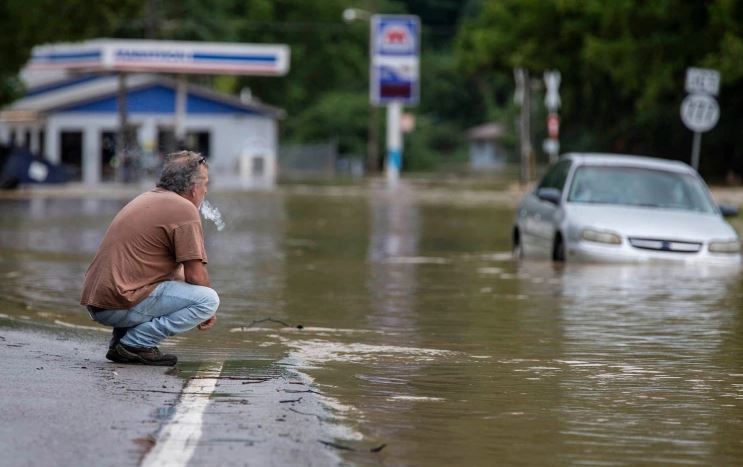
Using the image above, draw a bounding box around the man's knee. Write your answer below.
[196,287,220,317]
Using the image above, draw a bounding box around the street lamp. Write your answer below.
[342,8,370,23]
[342,7,380,175]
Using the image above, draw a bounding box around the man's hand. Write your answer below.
[197,315,217,330]
[173,264,185,282]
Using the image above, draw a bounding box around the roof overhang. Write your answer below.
[27,39,291,76]
[7,74,285,120]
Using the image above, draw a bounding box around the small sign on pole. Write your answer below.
[370,15,420,106]
[685,67,720,96]
[680,94,719,133]
[543,70,561,163]
[680,67,720,170]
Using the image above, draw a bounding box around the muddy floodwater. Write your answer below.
[2,181,743,466]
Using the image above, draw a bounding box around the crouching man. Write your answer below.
[81,150,219,366]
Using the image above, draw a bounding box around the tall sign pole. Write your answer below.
[680,67,720,170]
[371,15,420,187]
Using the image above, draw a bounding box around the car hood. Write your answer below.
[564,204,738,241]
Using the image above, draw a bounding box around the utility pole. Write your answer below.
[343,6,380,174]
[116,73,129,183]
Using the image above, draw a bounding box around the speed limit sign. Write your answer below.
[680,93,719,133]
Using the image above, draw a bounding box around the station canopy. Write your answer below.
[27,38,290,76]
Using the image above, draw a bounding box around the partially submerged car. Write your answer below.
[512,153,741,264]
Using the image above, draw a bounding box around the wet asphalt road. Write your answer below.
[0,324,345,467]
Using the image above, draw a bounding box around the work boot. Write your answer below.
[114,343,178,366]
[105,346,131,363]
[108,327,130,350]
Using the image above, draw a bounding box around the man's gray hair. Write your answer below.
[156,151,207,194]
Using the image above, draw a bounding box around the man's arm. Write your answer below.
[182,259,210,286]
[182,259,216,330]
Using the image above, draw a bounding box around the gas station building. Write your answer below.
[0,39,290,188]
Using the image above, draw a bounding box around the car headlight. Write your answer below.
[708,240,741,253]
[581,228,622,245]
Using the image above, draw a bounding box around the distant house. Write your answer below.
[0,73,284,188]
[467,122,509,171]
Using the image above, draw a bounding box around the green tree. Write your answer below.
[0,0,144,104]
[455,0,743,178]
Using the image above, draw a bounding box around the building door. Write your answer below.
[185,131,210,158]
[158,128,211,158]
[60,131,83,181]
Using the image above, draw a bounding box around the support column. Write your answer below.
[46,122,60,164]
[140,117,157,177]
[116,73,129,182]
[0,125,9,145]
[174,74,187,147]
[83,127,101,185]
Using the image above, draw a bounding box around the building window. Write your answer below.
[60,131,83,181]
[38,130,45,156]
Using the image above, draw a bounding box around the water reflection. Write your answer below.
[552,263,743,465]
[368,184,421,336]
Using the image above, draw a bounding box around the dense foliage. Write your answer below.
[2,1,742,178]
[456,0,743,179]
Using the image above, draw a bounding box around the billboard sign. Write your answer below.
[370,15,420,106]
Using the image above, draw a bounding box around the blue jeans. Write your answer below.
[90,281,219,348]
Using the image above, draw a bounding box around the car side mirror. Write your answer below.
[719,203,739,218]
[537,187,562,205]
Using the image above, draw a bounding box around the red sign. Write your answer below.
[547,114,560,139]
[384,28,408,45]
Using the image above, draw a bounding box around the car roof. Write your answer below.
[561,153,695,174]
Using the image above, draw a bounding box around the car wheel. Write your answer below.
[512,228,523,259]
[513,241,523,260]
[553,235,565,262]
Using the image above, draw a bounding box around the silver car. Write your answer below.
[512,153,741,263]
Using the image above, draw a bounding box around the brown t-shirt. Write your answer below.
[80,188,208,309]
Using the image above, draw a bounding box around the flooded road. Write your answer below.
[1,182,743,466]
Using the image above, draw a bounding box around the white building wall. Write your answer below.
[200,115,278,189]
[42,112,277,187]
[47,114,113,183]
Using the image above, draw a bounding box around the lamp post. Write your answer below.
[342,8,380,175]
[342,7,370,22]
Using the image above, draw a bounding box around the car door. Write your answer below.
[518,159,571,257]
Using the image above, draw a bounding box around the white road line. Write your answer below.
[140,364,224,467]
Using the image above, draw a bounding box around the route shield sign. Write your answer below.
[370,15,420,106]
[685,68,720,96]
[681,93,719,133]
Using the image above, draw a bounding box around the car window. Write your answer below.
[566,165,717,213]
[537,159,571,191]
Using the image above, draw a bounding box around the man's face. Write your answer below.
[190,165,209,208]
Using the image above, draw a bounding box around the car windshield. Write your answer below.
[567,165,717,213]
